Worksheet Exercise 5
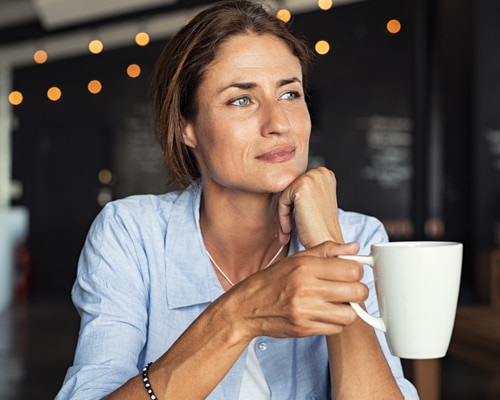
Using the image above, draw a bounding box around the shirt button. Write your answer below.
[257,341,267,351]
[307,395,319,400]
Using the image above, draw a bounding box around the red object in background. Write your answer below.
[15,242,32,300]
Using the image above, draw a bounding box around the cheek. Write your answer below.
[296,109,312,142]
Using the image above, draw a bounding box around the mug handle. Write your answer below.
[338,254,387,332]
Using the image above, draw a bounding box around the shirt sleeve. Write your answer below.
[55,203,151,400]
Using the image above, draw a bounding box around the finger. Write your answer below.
[277,187,295,237]
[313,302,359,326]
[279,301,360,338]
[278,228,291,246]
[301,241,360,259]
[319,280,369,302]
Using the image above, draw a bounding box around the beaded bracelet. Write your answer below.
[142,362,158,400]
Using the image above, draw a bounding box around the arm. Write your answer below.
[278,167,406,399]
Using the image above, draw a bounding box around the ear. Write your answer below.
[180,116,198,149]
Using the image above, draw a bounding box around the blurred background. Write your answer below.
[0,0,499,398]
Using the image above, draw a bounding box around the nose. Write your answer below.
[260,100,291,136]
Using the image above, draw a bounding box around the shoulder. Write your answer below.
[93,189,192,229]
[338,209,388,252]
[101,191,182,218]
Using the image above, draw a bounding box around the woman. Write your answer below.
[56,1,418,399]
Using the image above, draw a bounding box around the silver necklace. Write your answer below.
[206,244,285,287]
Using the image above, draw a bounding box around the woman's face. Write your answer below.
[182,33,311,194]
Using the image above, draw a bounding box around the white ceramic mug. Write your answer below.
[339,241,463,359]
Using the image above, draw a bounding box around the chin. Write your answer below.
[265,169,304,193]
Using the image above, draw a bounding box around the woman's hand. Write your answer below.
[232,241,367,340]
[277,167,344,248]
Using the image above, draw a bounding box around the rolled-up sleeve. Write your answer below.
[55,204,150,400]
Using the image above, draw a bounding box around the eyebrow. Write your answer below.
[218,77,302,93]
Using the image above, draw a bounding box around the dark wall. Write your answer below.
[10,0,489,299]
[474,0,500,250]
[12,42,167,294]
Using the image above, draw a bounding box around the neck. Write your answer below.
[200,185,285,286]
[201,185,279,248]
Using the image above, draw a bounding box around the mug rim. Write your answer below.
[372,241,462,248]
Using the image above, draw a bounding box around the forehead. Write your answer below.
[204,33,302,82]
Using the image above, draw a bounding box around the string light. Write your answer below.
[47,86,62,101]
[315,40,330,55]
[135,31,150,46]
[33,49,48,64]
[88,39,104,54]
[127,64,141,78]
[276,9,291,23]
[8,91,23,106]
[386,19,402,34]
[318,0,333,11]
[88,80,102,94]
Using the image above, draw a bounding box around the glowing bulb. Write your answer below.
[33,49,48,64]
[88,80,102,94]
[318,0,333,11]
[8,91,23,106]
[127,64,141,78]
[89,39,104,54]
[47,86,62,101]
[387,19,402,34]
[277,9,291,23]
[315,40,330,55]
[135,31,150,46]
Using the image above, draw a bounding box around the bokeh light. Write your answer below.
[277,9,291,23]
[88,39,104,54]
[8,91,23,106]
[135,32,150,46]
[33,49,48,64]
[126,64,141,78]
[318,0,333,11]
[315,40,330,55]
[88,80,102,94]
[387,19,402,34]
[98,169,113,184]
[47,86,62,101]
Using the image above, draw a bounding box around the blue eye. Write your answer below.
[230,97,251,107]
[281,91,301,100]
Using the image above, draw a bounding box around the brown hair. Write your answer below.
[150,0,314,189]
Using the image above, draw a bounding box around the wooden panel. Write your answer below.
[448,306,500,372]
[412,359,440,400]
[491,250,500,309]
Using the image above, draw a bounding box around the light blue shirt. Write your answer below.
[55,185,419,399]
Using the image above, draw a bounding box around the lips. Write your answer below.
[256,145,296,162]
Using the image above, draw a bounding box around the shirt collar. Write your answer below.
[164,183,225,309]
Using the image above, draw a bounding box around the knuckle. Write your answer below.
[342,305,358,325]
[318,166,336,182]
[283,303,307,336]
[346,261,364,281]
[353,282,369,301]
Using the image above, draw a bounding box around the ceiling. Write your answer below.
[0,0,212,44]
[0,0,365,67]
